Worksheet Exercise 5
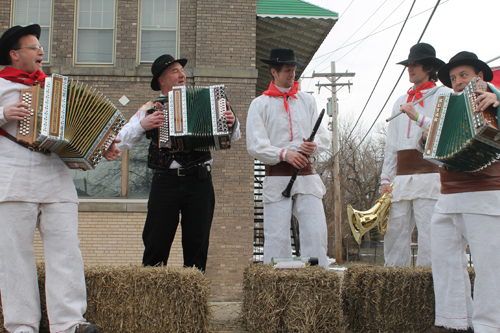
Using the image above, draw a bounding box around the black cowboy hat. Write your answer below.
[260,48,306,67]
[438,51,493,88]
[150,54,188,91]
[0,24,41,65]
[397,43,445,68]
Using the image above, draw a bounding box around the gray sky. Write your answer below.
[301,0,500,132]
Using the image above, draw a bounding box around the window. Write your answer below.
[140,0,178,63]
[13,0,52,62]
[76,0,115,64]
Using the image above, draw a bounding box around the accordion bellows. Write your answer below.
[154,85,232,151]
[16,74,126,170]
[424,78,500,172]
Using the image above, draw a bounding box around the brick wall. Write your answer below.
[2,0,257,302]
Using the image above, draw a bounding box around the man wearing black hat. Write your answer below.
[115,54,240,271]
[0,25,99,333]
[246,48,330,268]
[380,43,450,267]
[422,52,500,333]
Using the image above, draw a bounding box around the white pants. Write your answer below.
[0,202,87,333]
[263,194,329,269]
[384,198,436,267]
[431,212,500,332]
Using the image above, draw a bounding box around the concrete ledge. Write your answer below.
[78,198,148,212]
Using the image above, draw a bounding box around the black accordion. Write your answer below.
[16,74,126,170]
[424,78,500,171]
[149,85,233,151]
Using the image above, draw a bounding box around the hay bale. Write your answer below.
[342,265,475,333]
[1,264,211,333]
[242,263,342,333]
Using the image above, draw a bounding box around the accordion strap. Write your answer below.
[0,128,51,155]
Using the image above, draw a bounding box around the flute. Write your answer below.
[282,108,326,198]
[385,85,441,122]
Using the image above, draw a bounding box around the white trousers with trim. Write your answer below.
[0,202,87,333]
[263,194,329,269]
[384,198,436,267]
[431,212,500,332]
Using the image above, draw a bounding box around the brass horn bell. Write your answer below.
[347,186,392,244]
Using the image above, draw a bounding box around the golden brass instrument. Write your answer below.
[347,185,392,244]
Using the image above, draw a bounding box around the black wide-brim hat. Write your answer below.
[0,24,41,65]
[397,42,445,68]
[438,51,493,88]
[150,54,188,91]
[260,48,306,67]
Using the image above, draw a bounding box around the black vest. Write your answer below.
[145,128,211,170]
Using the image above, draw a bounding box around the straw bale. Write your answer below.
[1,264,211,333]
[242,263,342,333]
[342,265,475,333]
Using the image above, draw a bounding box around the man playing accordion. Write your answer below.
[417,52,500,333]
[115,54,240,272]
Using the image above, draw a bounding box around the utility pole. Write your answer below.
[313,62,354,265]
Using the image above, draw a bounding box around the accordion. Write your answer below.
[16,74,126,170]
[423,78,500,171]
[150,85,232,151]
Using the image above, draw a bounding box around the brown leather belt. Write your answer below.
[265,161,316,176]
[440,162,500,194]
[396,149,439,175]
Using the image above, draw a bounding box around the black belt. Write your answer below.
[154,164,211,176]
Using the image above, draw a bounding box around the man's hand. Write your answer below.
[103,139,121,161]
[3,102,31,121]
[475,90,499,112]
[224,101,235,127]
[380,184,392,196]
[140,111,165,131]
[422,124,430,141]
[300,138,316,156]
[399,102,418,121]
[285,150,309,169]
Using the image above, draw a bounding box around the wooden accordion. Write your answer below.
[16,74,126,170]
[151,85,232,151]
[423,78,500,171]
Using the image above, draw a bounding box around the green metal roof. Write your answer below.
[257,0,338,19]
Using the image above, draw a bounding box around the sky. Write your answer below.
[300,0,500,136]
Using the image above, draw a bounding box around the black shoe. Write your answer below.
[74,323,99,333]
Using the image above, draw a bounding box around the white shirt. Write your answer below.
[246,85,329,203]
[0,78,78,203]
[381,85,451,202]
[116,98,241,168]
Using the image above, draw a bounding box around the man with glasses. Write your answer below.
[0,24,100,333]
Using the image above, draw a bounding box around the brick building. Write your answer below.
[0,0,336,301]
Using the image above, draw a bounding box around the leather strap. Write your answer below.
[396,149,439,175]
[440,162,500,194]
[265,161,316,176]
[0,128,50,155]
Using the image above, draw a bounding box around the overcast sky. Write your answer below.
[300,0,500,134]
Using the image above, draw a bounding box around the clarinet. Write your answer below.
[282,108,326,198]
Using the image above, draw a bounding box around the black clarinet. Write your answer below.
[282,108,326,198]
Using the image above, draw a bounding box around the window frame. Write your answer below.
[11,0,54,65]
[74,0,117,65]
[138,0,180,64]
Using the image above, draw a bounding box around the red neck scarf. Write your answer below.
[262,81,299,113]
[407,81,436,106]
[0,67,47,87]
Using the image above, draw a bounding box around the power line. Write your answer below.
[341,0,442,163]
[343,0,417,147]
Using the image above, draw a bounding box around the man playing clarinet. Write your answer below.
[381,43,450,267]
[246,48,330,269]
[418,51,500,333]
